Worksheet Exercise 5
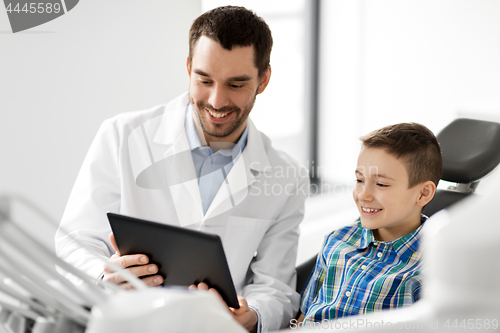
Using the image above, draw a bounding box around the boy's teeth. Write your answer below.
[209,110,229,118]
[362,207,380,213]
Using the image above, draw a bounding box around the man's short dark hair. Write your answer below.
[189,6,273,78]
[360,123,443,188]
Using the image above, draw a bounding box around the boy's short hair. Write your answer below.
[360,123,442,188]
[188,6,273,78]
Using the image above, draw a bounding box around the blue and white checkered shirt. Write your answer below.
[300,215,427,324]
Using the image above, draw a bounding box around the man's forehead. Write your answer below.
[192,35,255,53]
[191,36,258,75]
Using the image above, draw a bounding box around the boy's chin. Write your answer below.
[359,216,380,230]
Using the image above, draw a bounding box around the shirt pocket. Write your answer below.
[223,216,273,288]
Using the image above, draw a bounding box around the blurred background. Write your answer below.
[1,0,500,261]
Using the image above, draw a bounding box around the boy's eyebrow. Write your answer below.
[374,174,395,181]
[355,170,395,181]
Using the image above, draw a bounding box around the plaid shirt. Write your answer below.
[300,215,426,323]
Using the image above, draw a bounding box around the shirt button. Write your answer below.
[345,291,352,297]
[377,252,382,258]
[361,265,367,270]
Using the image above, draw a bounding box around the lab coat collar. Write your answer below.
[244,118,271,174]
[153,92,190,148]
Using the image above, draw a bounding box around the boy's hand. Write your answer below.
[103,233,164,289]
[189,282,258,332]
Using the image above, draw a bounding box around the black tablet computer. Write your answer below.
[107,212,239,309]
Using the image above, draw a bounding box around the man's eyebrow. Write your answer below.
[227,75,251,82]
[355,170,363,176]
[193,69,210,77]
[193,69,251,82]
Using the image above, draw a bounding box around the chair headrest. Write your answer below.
[438,118,500,183]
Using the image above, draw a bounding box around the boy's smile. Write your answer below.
[353,147,425,242]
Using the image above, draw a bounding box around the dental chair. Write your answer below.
[422,118,500,216]
[296,118,500,295]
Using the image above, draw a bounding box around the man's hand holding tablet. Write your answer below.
[188,282,258,333]
[102,233,164,289]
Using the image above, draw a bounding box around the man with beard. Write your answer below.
[56,6,309,332]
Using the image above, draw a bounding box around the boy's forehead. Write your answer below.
[356,147,409,180]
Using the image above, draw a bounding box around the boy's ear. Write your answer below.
[416,181,437,208]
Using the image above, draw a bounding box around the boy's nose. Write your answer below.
[356,186,373,202]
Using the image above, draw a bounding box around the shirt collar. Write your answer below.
[184,103,249,157]
[358,214,428,262]
[185,103,203,150]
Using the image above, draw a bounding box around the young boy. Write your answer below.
[298,123,442,325]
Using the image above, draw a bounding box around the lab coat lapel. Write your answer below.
[204,119,271,220]
[152,93,204,227]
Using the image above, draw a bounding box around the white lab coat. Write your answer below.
[55,92,309,331]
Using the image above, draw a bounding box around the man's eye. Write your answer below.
[355,179,364,184]
[229,84,244,88]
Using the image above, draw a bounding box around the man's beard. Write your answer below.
[191,90,257,139]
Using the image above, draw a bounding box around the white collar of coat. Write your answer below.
[152,92,272,174]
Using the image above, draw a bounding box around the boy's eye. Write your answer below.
[355,179,364,184]
[377,183,389,188]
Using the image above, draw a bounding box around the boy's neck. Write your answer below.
[372,215,423,242]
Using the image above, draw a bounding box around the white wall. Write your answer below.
[319,0,500,186]
[0,1,201,231]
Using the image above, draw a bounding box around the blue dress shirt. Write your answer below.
[184,103,248,215]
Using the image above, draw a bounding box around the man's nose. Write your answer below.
[208,85,230,110]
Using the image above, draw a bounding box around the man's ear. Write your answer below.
[186,56,191,78]
[257,66,271,94]
[416,181,437,208]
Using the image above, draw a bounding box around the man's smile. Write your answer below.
[204,107,237,124]
[207,109,233,118]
